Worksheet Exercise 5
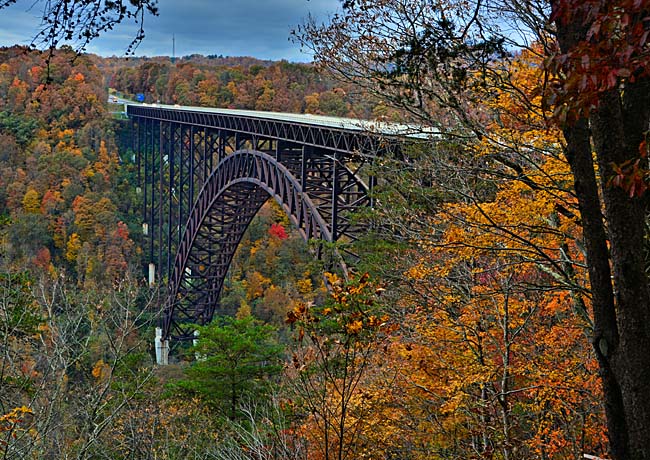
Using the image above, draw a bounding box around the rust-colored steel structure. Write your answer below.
[128,104,403,343]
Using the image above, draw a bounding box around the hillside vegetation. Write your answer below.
[0,44,611,459]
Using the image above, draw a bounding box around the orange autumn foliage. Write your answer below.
[316,47,609,458]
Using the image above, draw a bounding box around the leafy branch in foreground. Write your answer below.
[286,273,388,460]
[0,0,158,54]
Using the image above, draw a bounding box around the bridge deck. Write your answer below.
[126,103,436,139]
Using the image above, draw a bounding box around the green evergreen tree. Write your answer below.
[172,315,284,421]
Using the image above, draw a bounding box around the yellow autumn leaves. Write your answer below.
[0,406,33,445]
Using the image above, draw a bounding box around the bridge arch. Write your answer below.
[128,104,416,353]
[164,149,352,341]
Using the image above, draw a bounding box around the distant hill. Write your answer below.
[91,54,276,74]
[95,52,385,118]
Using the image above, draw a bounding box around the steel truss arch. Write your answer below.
[128,106,411,347]
[165,149,344,341]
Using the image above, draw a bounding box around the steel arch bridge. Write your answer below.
[128,104,416,358]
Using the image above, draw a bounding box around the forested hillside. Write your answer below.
[0,46,135,285]
[0,36,617,459]
[104,54,379,118]
[0,46,333,458]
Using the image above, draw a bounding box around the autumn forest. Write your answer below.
[1,0,650,459]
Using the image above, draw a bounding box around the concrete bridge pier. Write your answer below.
[148,263,155,287]
[155,327,169,365]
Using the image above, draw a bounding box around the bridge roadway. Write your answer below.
[128,102,430,139]
[126,103,431,363]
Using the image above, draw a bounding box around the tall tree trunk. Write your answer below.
[590,86,650,458]
[553,3,650,457]
[561,116,629,459]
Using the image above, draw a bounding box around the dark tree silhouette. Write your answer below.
[0,0,158,54]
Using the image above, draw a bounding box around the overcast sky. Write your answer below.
[0,0,340,61]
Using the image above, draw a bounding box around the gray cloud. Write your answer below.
[0,0,340,61]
